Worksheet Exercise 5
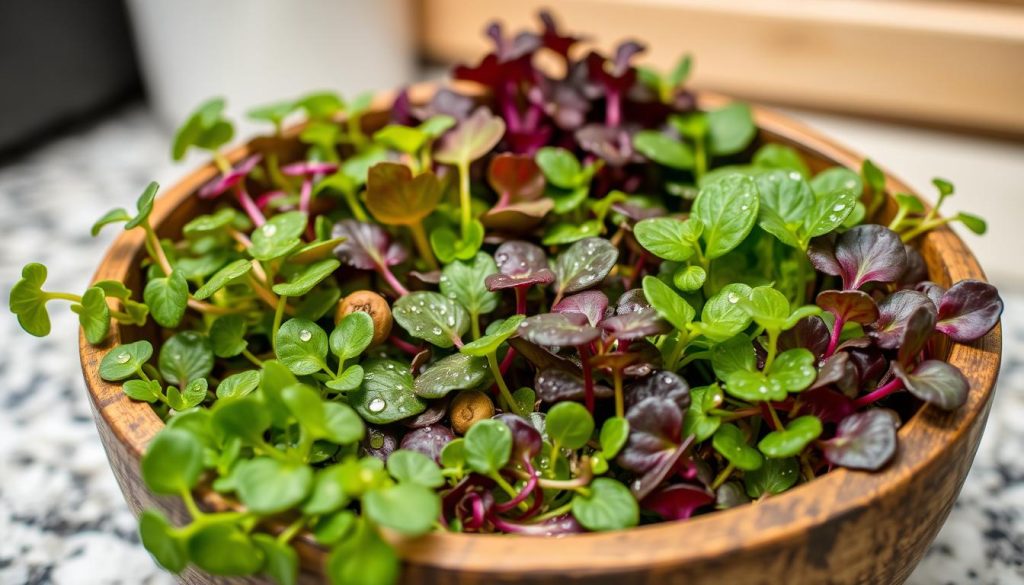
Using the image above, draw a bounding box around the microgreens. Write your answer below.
[8,11,1003,585]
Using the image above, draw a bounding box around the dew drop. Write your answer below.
[727,292,740,303]
[262,224,277,237]
[368,397,386,413]
[116,352,131,364]
[431,326,443,336]
[299,329,312,342]
[832,203,846,212]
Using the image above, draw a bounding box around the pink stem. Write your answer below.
[516,461,545,520]
[376,263,410,296]
[824,315,845,358]
[606,90,621,128]
[389,335,420,356]
[235,187,266,227]
[853,377,904,409]
[299,179,312,215]
[495,471,537,513]
[578,345,595,414]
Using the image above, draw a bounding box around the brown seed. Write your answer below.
[450,390,495,435]
[336,290,392,346]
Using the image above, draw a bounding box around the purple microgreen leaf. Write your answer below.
[894,360,969,410]
[822,409,899,471]
[777,315,831,359]
[869,290,936,354]
[600,309,670,341]
[486,241,555,291]
[535,368,612,403]
[574,124,640,167]
[399,424,454,463]
[518,312,600,347]
[935,280,1003,343]
[508,337,581,374]
[809,352,859,397]
[618,397,683,474]
[553,290,610,327]
[625,371,691,411]
[332,219,407,270]
[900,244,928,285]
[642,484,714,521]
[799,387,856,424]
[553,238,619,298]
[616,289,652,315]
[915,281,946,308]
[816,290,880,325]
[494,413,543,461]
[808,225,907,290]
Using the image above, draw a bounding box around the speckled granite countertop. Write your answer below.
[1,107,1021,585]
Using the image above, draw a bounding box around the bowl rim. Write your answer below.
[78,86,1002,576]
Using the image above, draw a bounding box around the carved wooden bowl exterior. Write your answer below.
[78,89,1002,585]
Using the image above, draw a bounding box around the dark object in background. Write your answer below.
[0,0,139,154]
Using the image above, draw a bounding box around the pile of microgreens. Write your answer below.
[8,12,1003,585]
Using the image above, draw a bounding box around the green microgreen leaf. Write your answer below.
[140,428,205,494]
[463,418,512,475]
[413,353,490,398]
[144,269,188,328]
[9,263,51,337]
[272,258,341,297]
[392,291,470,349]
[744,457,799,498]
[758,415,823,458]
[364,483,441,536]
[138,509,189,573]
[546,401,595,450]
[642,275,695,331]
[571,478,639,531]
[349,358,426,424]
[386,449,445,488]
[233,456,314,514]
[194,259,253,300]
[440,252,500,317]
[158,331,214,386]
[275,319,329,375]
[73,286,111,343]
[712,423,763,471]
[99,340,154,381]
[692,174,759,258]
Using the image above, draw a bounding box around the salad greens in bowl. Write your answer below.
[9,12,1002,585]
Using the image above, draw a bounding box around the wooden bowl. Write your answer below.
[79,89,1002,585]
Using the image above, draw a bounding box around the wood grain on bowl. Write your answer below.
[78,88,1001,585]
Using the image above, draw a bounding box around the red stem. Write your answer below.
[824,314,845,358]
[499,347,517,376]
[388,335,420,356]
[578,344,595,413]
[515,286,528,315]
[376,262,410,296]
[495,470,537,513]
[853,377,904,409]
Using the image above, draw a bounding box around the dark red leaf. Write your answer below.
[894,360,969,410]
[821,409,899,471]
[808,225,907,290]
[935,280,1003,343]
[816,290,880,325]
[642,484,714,521]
